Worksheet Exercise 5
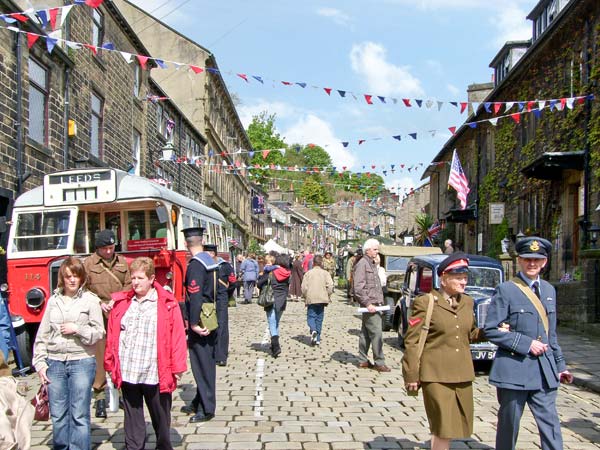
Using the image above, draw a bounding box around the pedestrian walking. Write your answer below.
[204,244,231,366]
[322,251,337,283]
[484,236,573,450]
[346,248,363,301]
[301,255,334,346]
[234,254,245,299]
[289,253,304,301]
[240,253,259,304]
[33,257,104,450]
[83,229,131,418]
[181,227,218,423]
[104,257,187,450]
[257,254,291,357]
[402,252,485,450]
[353,239,390,372]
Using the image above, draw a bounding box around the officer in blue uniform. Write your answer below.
[181,228,218,423]
[203,244,232,366]
[484,236,573,450]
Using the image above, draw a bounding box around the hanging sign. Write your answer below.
[489,203,505,225]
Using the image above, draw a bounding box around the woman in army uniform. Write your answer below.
[401,252,485,450]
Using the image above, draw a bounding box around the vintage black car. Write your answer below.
[392,253,503,361]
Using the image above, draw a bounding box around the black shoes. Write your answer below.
[271,335,281,357]
[216,360,227,366]
[95,399,107,418]
[180,404,197,415]
[190,412,215,423]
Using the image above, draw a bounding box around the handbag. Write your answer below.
[31,383,50,421]
[257,273,274,308]
[199,272,219,332]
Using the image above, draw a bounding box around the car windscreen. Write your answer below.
[467,266,502,289]
[386,256,410,271]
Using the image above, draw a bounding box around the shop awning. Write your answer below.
[445,207,477,223]
[521,151,585,180]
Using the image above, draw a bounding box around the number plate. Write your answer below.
[472,350,496,360]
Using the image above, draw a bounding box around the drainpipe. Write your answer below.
[63,68,71,169]
[14,29,25,195]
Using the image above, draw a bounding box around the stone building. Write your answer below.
[113,0,255,249]
[425,0,600,324]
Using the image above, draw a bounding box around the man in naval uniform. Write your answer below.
[484,236,573,450]
[181,227,218,423]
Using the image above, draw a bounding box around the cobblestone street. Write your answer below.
[27,290,600,449]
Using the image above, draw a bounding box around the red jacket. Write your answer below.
[104,282,187,393]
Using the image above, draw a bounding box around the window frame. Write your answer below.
[132,128,142,176]
[91,91,104,158]
[27,57,49,145]
[91,9,104,49]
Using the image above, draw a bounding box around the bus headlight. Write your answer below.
[0,283,8,292]
[26,288,45,309]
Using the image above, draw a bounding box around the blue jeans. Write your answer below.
[46,357,96,450]
[266,307,283,336]
[307,304,325,341]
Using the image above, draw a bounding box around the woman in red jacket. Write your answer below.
[104,257,187,450]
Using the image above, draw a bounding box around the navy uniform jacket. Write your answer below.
[185,252,218,329]
[484,274,567,390]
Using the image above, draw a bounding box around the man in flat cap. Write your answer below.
[84,229,131,418]
[181,228,218,422]
[484,236,572,450]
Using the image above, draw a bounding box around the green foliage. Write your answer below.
[245,111,385,204]
[414,213,434,245]
[246,238,262,255]
[486,218,509,259]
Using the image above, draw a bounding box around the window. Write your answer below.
[92,9,104,48]
[12,210,71,252]
[28,58,48,144]
[91,92,104,158]
[133,63,142,97]
[132,129,141,176]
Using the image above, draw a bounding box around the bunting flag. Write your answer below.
[448,150,470,210]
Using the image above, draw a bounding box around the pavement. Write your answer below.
[12,290,600,449]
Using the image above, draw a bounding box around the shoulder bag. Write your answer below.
[199,272,219,332]
[257,273,275,308]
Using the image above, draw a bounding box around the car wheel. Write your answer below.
[397,300,408,349]
[382,296,395,331]
[14,324,35,370]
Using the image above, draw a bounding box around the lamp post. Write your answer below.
[588,225,600,249]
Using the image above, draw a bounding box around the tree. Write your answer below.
[299,175,333,207]
[301,145,332,168]
[246,112,286,186]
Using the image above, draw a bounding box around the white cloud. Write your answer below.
[490,2,532,47]
[385,176,416,195]
[282,114,358,170]
[350,42,425,97]
[236,100,298,128]
[316,7,352,27]
[446,83,460,96]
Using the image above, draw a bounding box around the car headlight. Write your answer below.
[26,288,45,309]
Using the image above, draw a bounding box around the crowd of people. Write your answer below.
[0,231,575,450]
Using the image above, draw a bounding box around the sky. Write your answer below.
[129,0,539,198]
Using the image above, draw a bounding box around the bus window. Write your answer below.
[12,210,71,252]
[86,211,100,251]
[149,210,165,239]
[105,212,122,251]
[128,211,144,240]
[75,211,87,254]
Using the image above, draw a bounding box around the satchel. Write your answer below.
[199,272,219,332]
[257,273,274,308]
[31,383,50,421]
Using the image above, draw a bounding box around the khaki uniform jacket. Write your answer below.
[402,290,484,384]
[84,253,132,303]
[301,266,334,305]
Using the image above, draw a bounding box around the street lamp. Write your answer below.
[161,141,175,160]
[588,224,600,249]
[516,230,525,242]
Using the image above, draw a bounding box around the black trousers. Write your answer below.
[121,382,173,450]
[215,299,229,362]
[188,332,217,415]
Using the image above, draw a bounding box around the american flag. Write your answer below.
[448,149,470,210]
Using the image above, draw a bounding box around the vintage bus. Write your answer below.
[4,168,227,367]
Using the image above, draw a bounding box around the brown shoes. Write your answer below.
[373,365,391,372]
[358,361,373,369]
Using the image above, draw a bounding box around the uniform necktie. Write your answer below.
[448,295,458,309]
[532,281,541,299]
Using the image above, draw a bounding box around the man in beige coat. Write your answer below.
[301,255,334,346]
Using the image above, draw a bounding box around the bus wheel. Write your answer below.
[15,324,35,370]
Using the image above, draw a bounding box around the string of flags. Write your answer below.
[0,4,593,115]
